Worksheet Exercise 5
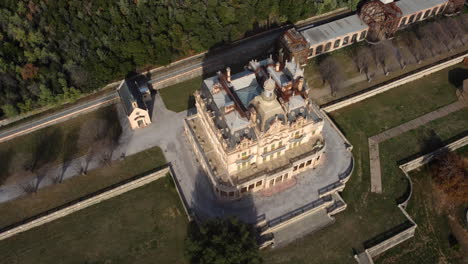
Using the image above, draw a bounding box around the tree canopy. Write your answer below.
[0,0,356,119]
[185,217,262,264]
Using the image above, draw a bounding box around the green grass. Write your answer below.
[0,175,188,264]
[263,63,463,263]
[373,109,468,264]
[0,146,166,228]
[159,77,203,112]
[0,105,121,185]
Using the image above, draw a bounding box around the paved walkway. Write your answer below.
[369,100,466,193]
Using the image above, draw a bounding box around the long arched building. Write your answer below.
[279,0,464,66]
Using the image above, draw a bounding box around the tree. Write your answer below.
[319,56,344,96]
[371,42,397,75]
[185,217,262,264]
[354,46,375,80]
[431,151,467,211]
[1,104,18,118]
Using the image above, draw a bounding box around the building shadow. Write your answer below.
[448,68,468,89]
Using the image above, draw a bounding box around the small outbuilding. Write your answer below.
[117,79,152,130]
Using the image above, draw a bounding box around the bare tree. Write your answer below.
[403,32,426,64]
[443,17,466,45]
[354,46,376,80]
[319,57,345,96]
[432,21,455,51]
[371,42,396,75]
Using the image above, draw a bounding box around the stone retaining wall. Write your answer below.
[365,223,417,257]
[399,135,468,173]
[0,167,170,241]
[322,53,467,113]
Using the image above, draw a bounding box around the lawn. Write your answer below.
[263,62,463,263]
[0,146,166,228]
[373,108,468,264]
[0,104,122,185]
[159,77,203,112]
[0,175,188,264]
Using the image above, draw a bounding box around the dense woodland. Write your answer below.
[0,0,357,118]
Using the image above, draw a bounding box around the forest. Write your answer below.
[0,0,358,119]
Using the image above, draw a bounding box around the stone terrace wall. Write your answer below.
[400,135,468,173]
[0,167,170,241]
[365,223,417,257]
[322,52,467,113]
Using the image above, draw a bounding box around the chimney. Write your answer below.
[226,67,231,82]
[275,62,280,72]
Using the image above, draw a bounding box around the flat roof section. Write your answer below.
[397,0,446,16]
[299,15,368,47]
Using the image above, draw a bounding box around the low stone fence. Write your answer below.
[365,220,417,258]
[399,135,468,173]
[322,52,468,113]
[0,166,170,241]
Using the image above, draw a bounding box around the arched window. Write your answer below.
[333,39,341,48]
[324,42,331,52]
[408,14,415,23]
[400,17,407,27]
[351,33,358,43]
[359,31,367,40]
[423,10,430,19]
[415,12,422,21]
[343,36,349,45]
[315,45,323,55]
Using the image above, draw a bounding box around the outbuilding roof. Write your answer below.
[397,0,446,16]
[299,15,368,47]
[117,79,148,115]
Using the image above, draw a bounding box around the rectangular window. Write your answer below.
[248,184,254,190]
[269,180,274,187]
[299,163,305,169]
[276,152,280,158]
[271,143,275,150]
[324,42,331,52]
[342,36,349,45]
[351,34,357,43]
[256,181,262,187]
[221,191,227,197]
[284,173,288,180]
[333,39,341,48]
[306,160,312,166]
[309,47,314,57]
[263,147,267,153]
[241,187,247,193]
[278,141,282,147]
[293,165,298,171]
[276,175,283,183]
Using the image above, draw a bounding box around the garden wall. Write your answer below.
[322,53,467,113]
[0,166,170,241]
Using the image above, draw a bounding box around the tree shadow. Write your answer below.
[59,130,79,183]
[0,148,14,185]
[448,68,468,89]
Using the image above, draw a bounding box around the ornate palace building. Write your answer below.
[185,57,326,199]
